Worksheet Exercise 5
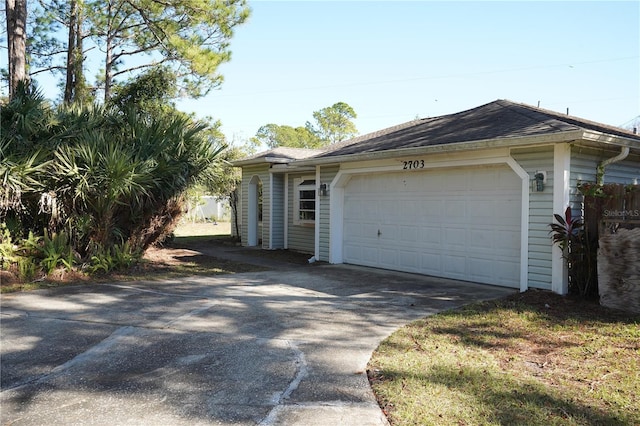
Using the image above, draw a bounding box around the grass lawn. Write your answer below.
[368,291,640,426]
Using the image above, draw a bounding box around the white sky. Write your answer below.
[177,0,640,145]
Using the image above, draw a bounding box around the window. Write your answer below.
[294,178,316,225]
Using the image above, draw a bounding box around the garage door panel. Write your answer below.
[444,228,467,247]
[398,250,419,270]
[491,201,520,221]
[420,227,442,244]
[344,200,363,217]
[470,171,495,189]
[495,230,520,250]
[473,201,496,218]
[468,260,494,282]
[364,223,380,236]
[379,248,398,268]
[421,252,442,275]
[446,173,468,190]
[360,246,378,264]
[399,225,419,242]
[469,229,496,249]
[443,255,467,278]
[420,200,443,218]
[445,200,466,219]
[343,165,522,288]
[343,244,360,261]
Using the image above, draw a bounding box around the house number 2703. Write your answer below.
[402,159,425,170]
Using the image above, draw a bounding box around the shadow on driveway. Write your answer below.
[1,260,515,425]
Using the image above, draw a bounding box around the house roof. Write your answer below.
[235,100,640,167]
[232,146,324,166]
[313,99,640,160]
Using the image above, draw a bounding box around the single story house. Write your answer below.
[233,100,640,294]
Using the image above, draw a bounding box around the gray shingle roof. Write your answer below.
[234,146,324,165]
[315,99,640,159]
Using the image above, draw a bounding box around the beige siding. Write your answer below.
[570,146,640,215]
[270,174,285,249]
[241,165,270,248]
[318,165,340,261]
[512,146,554,290]
[606,158,640,184]
[571,145,640,185]
[287,173,315,254]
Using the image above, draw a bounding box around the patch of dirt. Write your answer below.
[143,245,205,267]
[0,270,19,285]
[0,232,315,291]
[502,288,634,322]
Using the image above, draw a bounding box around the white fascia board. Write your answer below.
[270,164,316,173]
[337,147,511,172]
[580,130,640,148]
[295,130,585,167]
[233,155,318,167]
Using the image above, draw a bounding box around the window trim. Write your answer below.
[293,177,316,225]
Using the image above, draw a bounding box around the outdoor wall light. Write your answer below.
[533,171,546,192]
[319,183,329,196]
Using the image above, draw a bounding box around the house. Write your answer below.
[233,100,640,294]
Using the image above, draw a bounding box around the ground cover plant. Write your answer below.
[368,291,639,426]
[0,223,250,292]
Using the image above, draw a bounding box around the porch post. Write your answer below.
[552,143,571,294]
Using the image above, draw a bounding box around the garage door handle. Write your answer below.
[377,229,381,236]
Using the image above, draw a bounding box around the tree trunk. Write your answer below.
[74,12,86,101]
[64,1,87,103]
[6,0,28,99]
[230,189,240,241]
[64,0,77,103]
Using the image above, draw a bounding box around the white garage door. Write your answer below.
[343,165,521,287]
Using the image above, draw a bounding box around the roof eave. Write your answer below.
[294,130,586,166]
[270,163,316,173]
[231,156,296,167]
[580,129,640,149]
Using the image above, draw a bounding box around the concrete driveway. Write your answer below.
[1,262,514,425]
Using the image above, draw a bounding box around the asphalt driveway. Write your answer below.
[1,262,514,425]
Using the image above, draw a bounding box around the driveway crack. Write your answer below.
[258,340,308,426]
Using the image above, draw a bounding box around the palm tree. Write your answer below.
[2,85,224,268]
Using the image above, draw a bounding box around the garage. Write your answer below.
[343,165,522,288]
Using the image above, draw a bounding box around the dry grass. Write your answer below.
[173,221,231,237]
[368,291,640,426]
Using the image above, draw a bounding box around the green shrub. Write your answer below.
[17,257,38,281]
[2,84,224,282]
[41,231,75,274]
[89,241,141,274]
[0,224,17,269]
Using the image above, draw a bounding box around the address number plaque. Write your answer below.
[401,159,425,170]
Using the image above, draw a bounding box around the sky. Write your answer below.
[5,1,639,146]
[173,0,640,147]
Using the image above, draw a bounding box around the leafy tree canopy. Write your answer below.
[5,0,250,103]
[251,124,321,149]
[307,101,358,144]
[108,67,178,116]
[251,102,358,149]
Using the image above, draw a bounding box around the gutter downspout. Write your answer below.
[596,147,630,185]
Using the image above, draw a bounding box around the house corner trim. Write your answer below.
[552,143,571,294]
